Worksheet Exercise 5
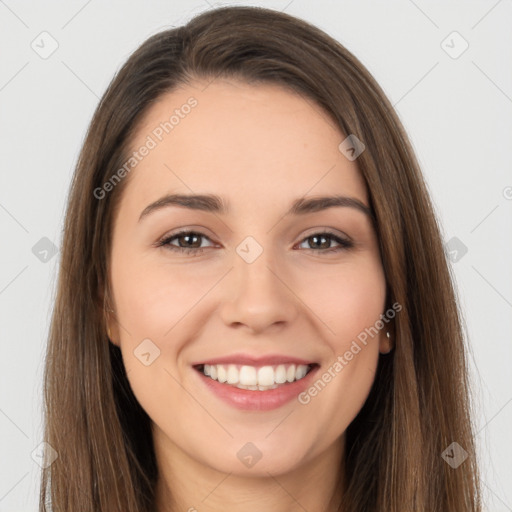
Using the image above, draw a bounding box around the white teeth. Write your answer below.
[240,365,257,386]
[217,365,227,383]
[257,366,275,386]
[275,364,287,384]
[200,363,312,388]
[227,364,239,384]
[296,365,308,380]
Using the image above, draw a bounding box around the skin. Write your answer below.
[106,78,391,512]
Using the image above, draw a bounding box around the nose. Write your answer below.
[219,243,300,334]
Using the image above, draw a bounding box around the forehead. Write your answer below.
[120,79,368,215]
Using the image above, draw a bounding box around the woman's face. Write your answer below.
[107,78,390,477]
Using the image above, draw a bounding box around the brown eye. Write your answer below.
[157,231,214,255]
[297,232,353,253]
[156,230,353,256]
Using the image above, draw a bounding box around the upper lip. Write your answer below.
[192,353,317,367]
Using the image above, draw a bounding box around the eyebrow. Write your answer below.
[138,193,374,222]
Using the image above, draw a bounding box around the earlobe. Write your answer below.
[102,293,120,346]
[106,323,116,346]
[105,311,121,346]
[379,329,394,354]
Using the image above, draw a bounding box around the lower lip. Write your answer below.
[194,365,320,411]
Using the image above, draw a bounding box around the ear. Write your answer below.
[105,309,121,347]
[379,323,394,354]
[100,292,121,347]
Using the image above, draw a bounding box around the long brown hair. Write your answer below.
[40,6,481,511]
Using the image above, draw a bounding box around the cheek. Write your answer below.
[112,243,386,361]
[292,258,385,427]
[111,247,219,341]
[109,251,196,427]
[108,238,387,472]
[301,345,380,444]
[300,256,386,344]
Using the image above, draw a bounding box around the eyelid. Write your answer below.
[300,226,352,242]
[155,228,217,248]
[155,226,215,243]
[156,227,354,255]
[156,226,351,245]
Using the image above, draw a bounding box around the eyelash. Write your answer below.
[155,229,354,256]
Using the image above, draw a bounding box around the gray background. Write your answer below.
[0,0,511,510]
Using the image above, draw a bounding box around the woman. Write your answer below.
[40,5,481,511]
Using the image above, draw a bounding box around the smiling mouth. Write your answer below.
[193,363,318,391]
